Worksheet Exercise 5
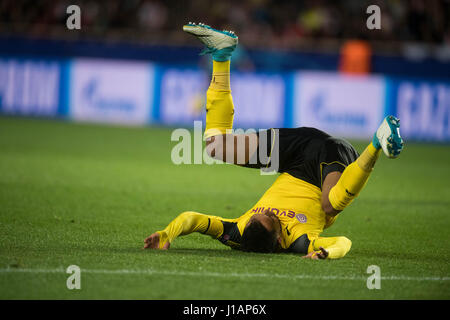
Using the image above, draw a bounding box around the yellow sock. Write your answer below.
[204,60,234,139]
[209,60,230,91]
[328,143,381,211]
[356,143,381,171]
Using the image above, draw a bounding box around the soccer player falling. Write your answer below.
[143,23,404,260]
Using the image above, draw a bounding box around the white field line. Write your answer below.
[0,267,449,282]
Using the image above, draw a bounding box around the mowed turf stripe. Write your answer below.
[1,268,448,282]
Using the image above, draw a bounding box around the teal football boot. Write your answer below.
[372,115,404,158]
[183,22,238,61]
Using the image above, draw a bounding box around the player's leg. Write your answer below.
[324,115,404,215]
[183,23,258,166]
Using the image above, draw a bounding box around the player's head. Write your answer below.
[240,210,282,253]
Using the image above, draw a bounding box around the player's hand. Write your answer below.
[143,232,170,250]
[302,246,329,260]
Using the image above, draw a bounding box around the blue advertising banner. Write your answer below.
[0,57,66,117]
[156,66,208,126]
[69,58,154,125]
[1,55,448,142]
[231,72,287,130]
[385,78,450,141]
[154,66,289,130]
[292,72,385,139]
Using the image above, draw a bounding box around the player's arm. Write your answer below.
[302,236,352,260]
[143,211,225,250]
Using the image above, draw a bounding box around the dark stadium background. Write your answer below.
[1,0,449,77]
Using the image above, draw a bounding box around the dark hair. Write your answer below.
[240,220,278,253]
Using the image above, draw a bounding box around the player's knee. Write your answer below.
[205,135,225,160]
[205,137,216,158]
[322,196,341,217]
[322,202,335,216]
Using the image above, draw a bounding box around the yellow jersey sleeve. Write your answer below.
[308,236,352,259]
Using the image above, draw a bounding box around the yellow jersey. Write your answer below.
[218,172,337,251]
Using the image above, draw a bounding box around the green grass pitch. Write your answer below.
[0,116,449,299]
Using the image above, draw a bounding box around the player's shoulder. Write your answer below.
[218,220,242,248]
[287,233,311,254]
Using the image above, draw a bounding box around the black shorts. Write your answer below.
[244,127,359,189]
